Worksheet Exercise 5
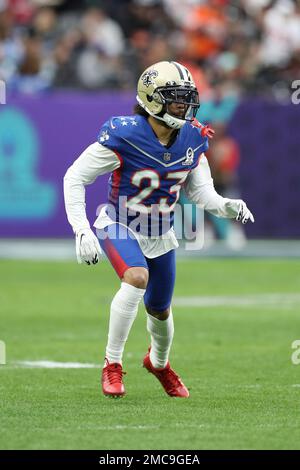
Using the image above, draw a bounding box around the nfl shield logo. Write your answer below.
[163,152,171,162]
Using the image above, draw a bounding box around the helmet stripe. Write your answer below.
[171,61,185,80]
[184,67,191,81]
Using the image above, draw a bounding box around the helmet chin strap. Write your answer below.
[162,112,185,129]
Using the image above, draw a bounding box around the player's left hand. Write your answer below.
[200,124,215,139]
[225,199,255,224]
[191,118,215,138]
[75,228,102,265]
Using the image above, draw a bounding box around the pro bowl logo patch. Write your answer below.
[142,69,158,87]
[99,130,109,143]
[182,147,194,166]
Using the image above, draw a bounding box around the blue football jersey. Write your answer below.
[97,114,209,236]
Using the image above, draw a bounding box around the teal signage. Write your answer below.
[0,107,57,220]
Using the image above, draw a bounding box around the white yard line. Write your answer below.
[21,422,300,432]
[13,360,100,369]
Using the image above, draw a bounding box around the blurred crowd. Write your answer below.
[0,0,300,99]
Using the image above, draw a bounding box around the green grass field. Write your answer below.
[0,258,300,450]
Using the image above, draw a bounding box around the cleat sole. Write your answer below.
[104,393,125,399]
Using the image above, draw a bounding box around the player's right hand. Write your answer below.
[225,199,255,224]
[75,228,102,265]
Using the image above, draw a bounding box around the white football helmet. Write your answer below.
[136,61,200,129]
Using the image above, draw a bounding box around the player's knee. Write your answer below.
[123,267,148,289]
[146,306,170,320]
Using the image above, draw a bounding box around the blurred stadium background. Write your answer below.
[1,0,300,256]
[1,0,300,451]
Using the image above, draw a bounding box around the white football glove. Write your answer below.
[225,199,255,224]
[75,228,102,265]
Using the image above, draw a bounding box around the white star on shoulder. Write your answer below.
[131,120,138,126]
[121,121,128,126]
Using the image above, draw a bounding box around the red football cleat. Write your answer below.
[101,358,126,398]
[143,348,189,398]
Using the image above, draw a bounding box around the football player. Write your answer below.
[64,61,254,398]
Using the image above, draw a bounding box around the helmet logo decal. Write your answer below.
[141,69,158,87]
[182,147,194,166]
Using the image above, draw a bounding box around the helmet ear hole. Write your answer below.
[146,95,153,102]
[152,92,163,103]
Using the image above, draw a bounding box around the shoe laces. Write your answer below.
[158,366,183,392]
[104,363,126,385]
